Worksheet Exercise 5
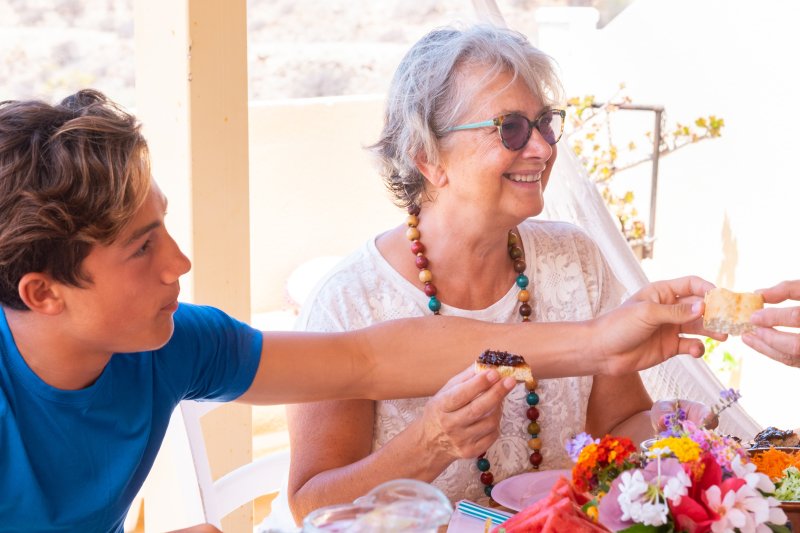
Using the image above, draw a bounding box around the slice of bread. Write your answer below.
[474,361,533,383]
[703,287,764,335]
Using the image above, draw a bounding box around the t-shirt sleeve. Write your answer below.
[157,303,262,402]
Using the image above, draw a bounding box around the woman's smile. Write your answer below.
[504,172,542,184]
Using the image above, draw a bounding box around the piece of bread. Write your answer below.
[474,349,534,384]
[703,287,764,335]
[752,426,800,448]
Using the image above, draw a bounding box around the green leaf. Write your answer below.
[618,524,668,533]
[766,523,792,533]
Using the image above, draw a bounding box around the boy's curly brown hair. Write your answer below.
[0,89,151,310]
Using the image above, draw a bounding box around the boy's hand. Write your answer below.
[595,276,726,375]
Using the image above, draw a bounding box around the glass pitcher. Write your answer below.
[302,478,453,532]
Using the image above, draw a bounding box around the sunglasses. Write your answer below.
[446,109,566,150]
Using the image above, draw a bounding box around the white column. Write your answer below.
[133,1,253,531]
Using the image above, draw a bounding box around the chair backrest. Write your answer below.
[180,400,291,528]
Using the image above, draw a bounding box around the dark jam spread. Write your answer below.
[477,350,525,367]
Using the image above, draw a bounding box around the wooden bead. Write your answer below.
[407,214,419,227]
[509,246,523,260]
[528,437,542,450]
[525,378,538,391]
[526,406,540,421]
[529,451,543,467]
[480,472,494,485]
[507,232,519,246]
[423,283,437,297]
[418,269,432,283]
[513,259,526,273]
[527,421,541,435]
[517,289,530,302]
[519,303,532,317]
[410,240,425,255]
[415,255,429,269]
[406,227,420,241]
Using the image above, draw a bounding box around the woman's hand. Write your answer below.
[743,280,800,367]
[594,276,727,376]
[650,399,718,432]
[419,367,515,464]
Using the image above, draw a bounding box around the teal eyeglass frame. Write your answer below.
[446,108,566,150]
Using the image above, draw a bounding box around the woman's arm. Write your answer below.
[586,373,653,444]
[286,368,514,523]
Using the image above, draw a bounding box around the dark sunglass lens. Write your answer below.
[500,114,530,150]
[538,111,563,144]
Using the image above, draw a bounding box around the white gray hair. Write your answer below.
[367,24,564,210]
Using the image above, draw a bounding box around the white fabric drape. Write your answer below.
[541,142,761,440]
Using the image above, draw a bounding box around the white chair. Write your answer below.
[180,400,291,529]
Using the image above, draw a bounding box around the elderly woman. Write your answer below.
[285,24,709,521]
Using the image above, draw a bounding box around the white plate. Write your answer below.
[490,469,571,512]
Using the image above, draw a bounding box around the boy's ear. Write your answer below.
[17,273,65,315]
[414,150,448,189]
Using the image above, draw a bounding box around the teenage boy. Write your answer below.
[0,90,716,532]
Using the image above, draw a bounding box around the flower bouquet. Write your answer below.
[566,413,789,532]
[495,390,791,533]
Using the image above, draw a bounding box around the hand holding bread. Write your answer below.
[741,280,800,367]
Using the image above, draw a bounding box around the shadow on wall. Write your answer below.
[715,211,738,290]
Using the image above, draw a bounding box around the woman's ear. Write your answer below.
[414,150,448,189]
[17,273,65,315]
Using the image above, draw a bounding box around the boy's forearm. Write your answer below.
[357,316,599,400]
[240,317,599,405]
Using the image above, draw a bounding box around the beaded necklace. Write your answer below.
[405,205,543,502]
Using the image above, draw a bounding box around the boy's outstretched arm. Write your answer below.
[238,276,718,405]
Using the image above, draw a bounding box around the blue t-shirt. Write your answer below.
[0,303,262,533]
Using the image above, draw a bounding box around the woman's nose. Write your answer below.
[520,128,554,159]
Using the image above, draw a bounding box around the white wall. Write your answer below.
[553,0,800,428]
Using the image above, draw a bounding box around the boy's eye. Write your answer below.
[133,239,151,257]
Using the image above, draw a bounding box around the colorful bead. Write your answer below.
[423,283,437,297]
[529,451,543,467]
[408,210,542,497]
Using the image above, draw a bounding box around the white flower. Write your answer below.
[616,470,669,527]
[646,446,672,459]
[730,455,776,493]
[662,468,691,504]
[638,501,670,526]
[705,482,786,533]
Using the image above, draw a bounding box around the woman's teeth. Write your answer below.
[506,173,541,183]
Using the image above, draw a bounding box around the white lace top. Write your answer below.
[295,219,627,504]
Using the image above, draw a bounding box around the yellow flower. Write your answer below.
[652,436,701,463]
